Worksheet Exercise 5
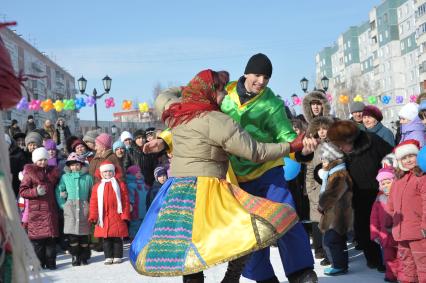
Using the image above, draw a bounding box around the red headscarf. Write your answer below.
[162,69,229,128]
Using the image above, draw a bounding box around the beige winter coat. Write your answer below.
[155,88,290,178]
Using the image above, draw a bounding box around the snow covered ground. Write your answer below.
[38,242,385,282]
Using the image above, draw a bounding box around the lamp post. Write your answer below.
[300,77,308,93]
[111,124,117,140]
[321,76,329,92]
[299,76,329,93]
[77,75,112,129]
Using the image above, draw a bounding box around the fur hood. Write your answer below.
[302,91,331,123]
[23,163,60,184]
[307,116,335,137]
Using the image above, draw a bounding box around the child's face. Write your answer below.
[75,144,86,155]
[101,170,115,179]
[322,160,329,168]
[399,117,410,125]
[379,178,393,195]
[401,154,417,170]
[70,163,82,172]
[157,175,167,184]
[135,172,143,179]
[48,149,56,158]
[35,159,48,168]
[317,127,328,140]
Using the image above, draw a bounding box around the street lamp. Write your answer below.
[321,76,329,91]
[111,124,117,140]
[78,75,112,128]
[300,77,308,93]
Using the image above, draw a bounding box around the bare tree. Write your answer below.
[152,82,163,101]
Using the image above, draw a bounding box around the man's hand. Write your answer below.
[143,139,166,154]
[301,136,318,156]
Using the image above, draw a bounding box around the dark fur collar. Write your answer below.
[348,131,372,156]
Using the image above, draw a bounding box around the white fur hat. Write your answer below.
[32,147,49,163]
[99,161,115,173]
[398,103,419,121]
[120,131,133,142]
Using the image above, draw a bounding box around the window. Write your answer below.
[401,41,405,50]
[344,56,348,63]
[384,13,388,23]
[385,30,389,38]
[349,53,352,61]
[348,41,351,48]
[379,33,383,42]
[408,38,412,47]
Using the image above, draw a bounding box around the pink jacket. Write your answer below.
[387,171,426,241]
[370,195,396,247]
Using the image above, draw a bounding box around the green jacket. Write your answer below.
[220,81,296,182]
[56,167,94,209]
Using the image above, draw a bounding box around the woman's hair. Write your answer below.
[395,165,423,179]
[291,118,308,133]
[418,109,426,120]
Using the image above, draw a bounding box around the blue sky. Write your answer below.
[3,0,376,120]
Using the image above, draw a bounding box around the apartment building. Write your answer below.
[0,27,79,133]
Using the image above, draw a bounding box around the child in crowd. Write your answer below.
[398,103,425,147]
[387,139,426,283]
[19,147,60,269]
[318,142,353,276]
[125,165,147,239]
[56,153,94,266]
[44,139,60,167]
[89,161,130,265]
[370,168,398,282]
[146,166,168,209]
[299,116,334,263]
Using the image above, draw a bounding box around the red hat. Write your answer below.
[363,105,383,122]
[71,139,86,151]
[99,160,115,173]
[393,139,420,160]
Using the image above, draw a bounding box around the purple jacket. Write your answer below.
[400,117,426,147]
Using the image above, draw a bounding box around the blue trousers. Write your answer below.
[239,166,314,281]
[323,229,348,270]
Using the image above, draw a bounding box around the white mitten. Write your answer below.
[36,185,46,196]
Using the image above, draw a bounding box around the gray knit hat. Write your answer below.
[83,130,99,143]
[321,142,344,162]
[24,131,43,147]
[349,102,365,113]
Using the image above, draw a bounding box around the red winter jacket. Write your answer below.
[19,164,60,240]
[387,171,426,241]
[89,178,130,238]
[370,196,396,247]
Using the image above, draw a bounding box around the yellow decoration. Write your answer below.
[353,95,363,102]
[53,99,65,112]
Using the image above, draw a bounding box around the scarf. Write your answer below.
[320,163,346,195]
[162,69,229,128]
[97,177,122,227]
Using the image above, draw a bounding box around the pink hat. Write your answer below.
[126,165,140,175]
[376,168,395,182]
[95,133,112,149]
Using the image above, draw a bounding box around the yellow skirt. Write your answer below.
[129,176,297,276]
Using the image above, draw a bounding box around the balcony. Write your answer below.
[31,61,44,73]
